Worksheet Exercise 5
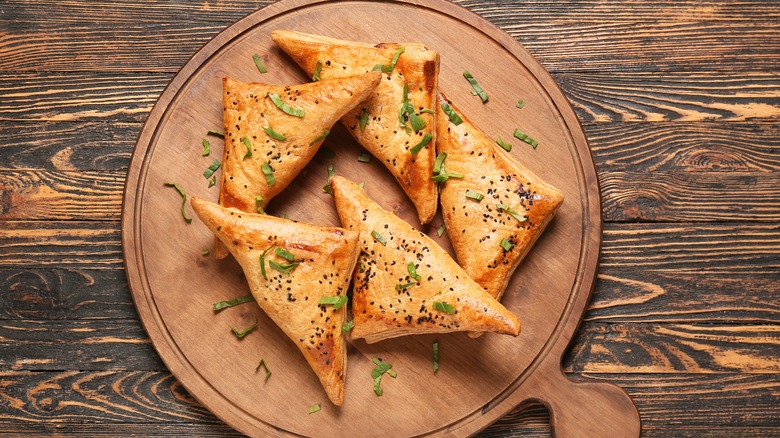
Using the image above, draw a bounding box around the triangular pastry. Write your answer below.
[191,197,360,406]
[273,30,440,224]
[435,91,564,306]
[329,176,521,344]
[215,72,381,258]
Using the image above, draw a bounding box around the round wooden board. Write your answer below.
[122,1,638,437]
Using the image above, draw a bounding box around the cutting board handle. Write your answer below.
[532,368,640,438]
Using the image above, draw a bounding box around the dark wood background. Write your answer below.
[1,0,778,436]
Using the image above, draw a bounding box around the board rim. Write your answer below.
[121,0,603,436]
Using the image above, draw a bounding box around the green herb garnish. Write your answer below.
[212,294,253,312]
[500,238,514,251]
[466,190,484,202]
[463,71,488,103]
[308,403,321,414]
[359,108,369,131]
[407,262,421,281]
[261,162,276,186]
[513,129,538,149]
[342,320,355,333]
[437,223,446,237]
[207,129,224,138]
[433,342,440,373]
[203,159,221,179]
[164,182,192,224]
[241,137,252,159]
[268,93,305,117]
[256,359,272,382]
[231,319,258,338]
[496,136,512,152]
[208,176,216,188]
[441,102,463,125]
[312,61,322,81]
[497,203,528,222]
[373,46,405,73]
[420,108,435,114]
[433,152,447,174]
[202,138,211,156]
[399,82,426,132]
[433,301,456,314]
[371,358,396,396]
[255,196,265,214]
[274,247,295,262]
[201,249,210,256]
[516,99,525,109]
[259,245,275,279]
[358,152,371,163]
[269,260,299,276]
[319,295,348,310]
[309,129,330,146]
[252,53,268,74]
[395,282,416,290]
[323,163,335,194]
[371,230,387,246]
[263,126,286,141]
[410,133,432,155]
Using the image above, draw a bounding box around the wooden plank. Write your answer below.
[600,171,780,222]
[0,268,133,320]
[556,72,780,123]
[0,372,775,433]
[0,73,169,122]
[1,1,778,72]
[0,121,137,171]
[1,318,776,374]
[586,122,780,172]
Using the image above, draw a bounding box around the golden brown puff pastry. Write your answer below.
[435,91,564,312]
[329,176,520,344]
[272,30,439,225]
[191,196,360,406]
[214,72,381,258]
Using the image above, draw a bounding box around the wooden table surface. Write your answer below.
[1,0,778,436]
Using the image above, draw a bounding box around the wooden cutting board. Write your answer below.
[122,0,640,436]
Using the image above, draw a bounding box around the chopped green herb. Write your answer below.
[466,190,484,202]
[395,282,416,290]
[371,358,395,396]
[410,133,432,155]
[308,403,321,414]
[259,245,275,279]
[408,262,421,281]
[319,147,336,159]
[398,82,426,132]
[373,46,405,73]
[309,129,330,146]
[256,359,272,382]
[323,163,335,194]
[359,262,366,272]
[359,182,365,188]
[323,184,333,195]
[359,108,369,131]
[255,196,265,214]
[433,342,440,373]
[437,223,446,237]
[208,176,216,188]
[202,138,211,156]
[201,249,210,256]
[241,136,252,159]
[433,301,456,314]
[441,102,463,125]
[387,369,397,378]
[500,237,514,251]
[496,136,512,152]
[463,71,488,103]
[342,320,355,333]
[327,163,335,178]
[433,152,447,174]
[203,159,221,179]
[261,162,276,186]
[269,260,299,276]
[373,376,383,396]
[319,295,348,310]
[431,170,464,183]
[274,247,295,262]
[497,203,528,222]
[207,129,224,138]
[164,182,192,224]
[312,61,322,81]
[212,294,253,312]
[371,230,387,246]
[513,129,538,149]
[231,319,258,338]
[263,126,286,141]
[420,108,436,114]
[252,53,268,74]
[268,93,305,117]
[516,99,525,109]
[358,152,371,163]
